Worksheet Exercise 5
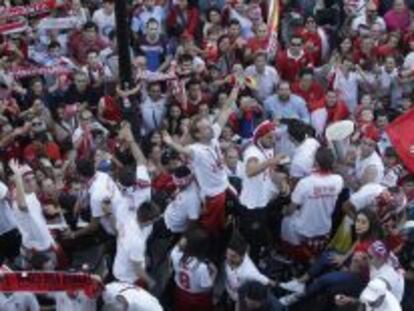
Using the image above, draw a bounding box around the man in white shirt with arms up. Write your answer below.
[9,160,56,269]
[163,85,240,236]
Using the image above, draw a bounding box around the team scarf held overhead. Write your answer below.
[0,271,104,298]
[9,66,72,79]
[0,0,57,19]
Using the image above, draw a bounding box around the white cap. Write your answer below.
[360,279,387,303]
[103,282,163,311]
[122,288,163,311]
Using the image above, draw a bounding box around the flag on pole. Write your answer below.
[386,108,414,174]
[267,0,280,57]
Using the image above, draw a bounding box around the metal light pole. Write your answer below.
[114,0,140,138]
[114,0,132,86]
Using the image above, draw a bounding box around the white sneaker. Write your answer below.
[279,279,305,293]
[279,293,301,306]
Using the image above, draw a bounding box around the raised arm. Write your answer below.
[162,130,193,159]
[217,85,240,129]
[120,122,147,166]
[8,159,28,212]
[245,154,286,178]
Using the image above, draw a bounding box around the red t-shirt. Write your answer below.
[246,36,269,54]
[385,233,405,253]
[276,50,313,82]
[152,172,176,194]
[291,81,325,112]
[326,101,350,123]
[101,96,122,123]
[352,46,378,66]
[376,44,399,60]
[296,28,322,66]
[354,239,374,253]
[181,93,212,117]
[24,142,62,162]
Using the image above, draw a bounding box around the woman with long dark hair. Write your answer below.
[279,208,381,306]
[163,104,184,138]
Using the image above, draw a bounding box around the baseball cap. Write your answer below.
[360,278,387,303]
[367,240,389,261]
[253,120,276,143]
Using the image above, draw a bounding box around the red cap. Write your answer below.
[253,120,275,143]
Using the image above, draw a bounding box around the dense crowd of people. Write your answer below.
[1,0,414,310]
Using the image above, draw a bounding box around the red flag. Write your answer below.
[385,108,414,174]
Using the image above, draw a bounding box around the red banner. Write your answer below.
[386,108,414,174]
[0,272,103,298]
[0,0,56,19]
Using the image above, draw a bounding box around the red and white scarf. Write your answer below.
[0,20,28,35]
[9,65,71,79]
[0,0,57,18]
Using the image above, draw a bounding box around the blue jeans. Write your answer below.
[302,251,366,300]
[308,251,340,279]
[303,271,366,300]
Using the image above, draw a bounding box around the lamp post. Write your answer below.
[114,0,132,86]
[114,0,140,137]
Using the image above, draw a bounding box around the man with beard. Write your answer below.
[264,81,310,123]
[238,120,287,261]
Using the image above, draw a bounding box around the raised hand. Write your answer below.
[8,159,23,175]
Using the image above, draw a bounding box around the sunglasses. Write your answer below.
[291,42,302,47]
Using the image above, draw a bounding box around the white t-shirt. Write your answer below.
[0,181,16,235]
[89,172,123,235]
[170,246,215,294]
[0,293,39,311]
[225,161,245,179]
[355,151,385,184]
[289,137,320,178]
[240,144,278,209]
[189,123,229,198]
[103,282,163,311]
[116,165,152,226]
[282,173,344,243]
[113,217,152,284]
[54,292,96,311]
[92,8,115,37]
[350,183,386,212]
[370,263,405,302]
[403,52,414,70]
[164,182,201,233]
[332,69,366,113]
[225,254,269,301]
[362,290,402,311]
[13,193,55,251]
